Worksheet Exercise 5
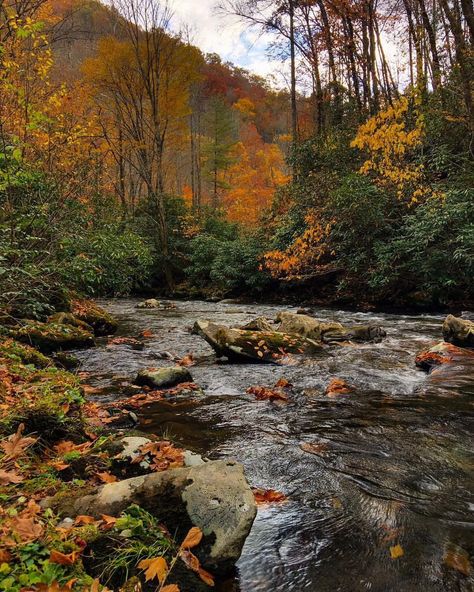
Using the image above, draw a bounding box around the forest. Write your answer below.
[0,0,473,590]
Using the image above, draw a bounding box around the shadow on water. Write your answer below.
[72,299,474,592]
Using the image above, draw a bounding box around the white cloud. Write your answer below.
[167,0,285,81]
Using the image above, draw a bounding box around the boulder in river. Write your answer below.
[240,316,274,332]
[71,299,118,336]
[48,312,93,332]
[9,320,95,353]
[67,460,257,574]
[193,319,322,362]
[415,341,474,372]
[134,366,193,388]
[276,312,386,343]
[136,298,160,309]
[442,314,474,348]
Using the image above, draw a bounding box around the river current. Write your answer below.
[72,299,474,592]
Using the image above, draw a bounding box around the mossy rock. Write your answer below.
[9,320,95,353]
[0,338,51,368]
[48,312,93,332]
[71,299,118,336]
[193,319,322,362]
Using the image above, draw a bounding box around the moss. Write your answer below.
[71,299,118,336]
[8,320,95,353]
[0,338,51,368]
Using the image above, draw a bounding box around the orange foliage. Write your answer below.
[264,211,333,278]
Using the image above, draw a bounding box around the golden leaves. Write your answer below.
[138,556,168,583]
[49,549,80,565]
[389,544,404,559]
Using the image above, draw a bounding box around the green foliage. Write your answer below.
[186,232,271,294]
[60,225,153,297]
[371,189,474,303]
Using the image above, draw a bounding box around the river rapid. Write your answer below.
[72,299,474,592]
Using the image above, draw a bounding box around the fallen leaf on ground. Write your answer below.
[161,585,180,592]
[10,515,43,542]
[74,515,96,525]
[252,488,287,504]
[181,526,203,549]
[97,471,118,483]
[389,544,404,559]
[140,329,154,338]
[49,549,79,565]
[0,469,24,485]
[138,556,168,583]
[0,549,12,562]
[0,423,36,460]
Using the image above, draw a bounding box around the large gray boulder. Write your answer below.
[442,314,474,347]
[70,460,256,574]
[134,366,192,388]
[193,319,322,362]
[276,312,386,343]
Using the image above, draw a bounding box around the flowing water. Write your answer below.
[73,299,474,592]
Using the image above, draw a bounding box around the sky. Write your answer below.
[167,0,284,82]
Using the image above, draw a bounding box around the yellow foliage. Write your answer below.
[351,96,429,203]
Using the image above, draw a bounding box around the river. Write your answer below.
[72,299,474,592]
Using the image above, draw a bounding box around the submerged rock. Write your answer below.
[71,299,118,336]
[134,366,192,388]
[9,321,95,353]
[193,319,322,362]
[442,314,474,348]
[69,460,256,574]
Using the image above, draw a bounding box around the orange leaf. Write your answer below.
[198,566,215,586]
[74,515,96,525]
[161,586,180,592]
[0,423,36,460]
[138,556,168,583]
[444,547,471,575]
[389,544,404,559]
[252,488,287,504]
[97,471,118,483]
[10,516,43,542]
[179,549,200,571]
[50,549,78,565]
[141,329,154,338]
[181,526,203,549]
[0,469,24,485]
[0,549,12,562]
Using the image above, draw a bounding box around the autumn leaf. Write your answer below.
[49,549,79,565]
[74,515,97,525]
[161,585,180,592]
[300,442,329,456]
[389,544,404,559]
[138,556,168,583]
[179,549,200,571]
[444,547,471,575]
[10,515,43,542]
[0,549,12,563]
[0,423,36,460]
[325,378,351,397]
[0,468,24,485]
[177,353,195,367]
[97,471,118,483]
[141,329,154,338]
[100,514,118,530]
[198,567,215,586]
[252,488,287,504]
[181,526,203,549]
